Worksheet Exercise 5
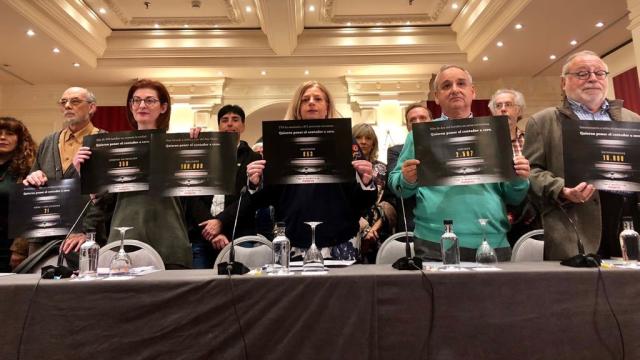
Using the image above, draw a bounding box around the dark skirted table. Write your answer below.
[1,262,639,360]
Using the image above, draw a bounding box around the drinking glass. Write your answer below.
[303,222,324,271]
[109,226,133,277]
[475,219,498,265]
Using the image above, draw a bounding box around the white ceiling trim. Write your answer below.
[320,0,449,25]
[4,0,111,67]
[451,0,531,62]
[255,0,304,55]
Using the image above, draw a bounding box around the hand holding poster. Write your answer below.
[9,179,84,238]
[413,116,515,186]
[262,118,353,185]
[563,119,640,191]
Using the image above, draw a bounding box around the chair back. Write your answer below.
[99,240,165,270]
[213,235,273,270]
[376,232,415,264]
[511,229,544,262]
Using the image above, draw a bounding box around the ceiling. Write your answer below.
[0,0,633,87]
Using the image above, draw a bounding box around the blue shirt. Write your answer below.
[567,97,611,121]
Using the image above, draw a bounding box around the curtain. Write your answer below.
[613,67,640,115]
[92,106,132,132]
[426,99,491,119]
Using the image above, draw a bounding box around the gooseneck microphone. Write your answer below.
[393,184,423,270]
[217,186,250,275]
[557,200,601,268]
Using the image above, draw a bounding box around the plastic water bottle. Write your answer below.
[272,222,290,274]
[440,219,460,268]
[619,217,639,263]
[79,232,100,279]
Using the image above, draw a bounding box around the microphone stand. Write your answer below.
[557,201,601,268]
[392,185,422,270]
[218,187,250,275]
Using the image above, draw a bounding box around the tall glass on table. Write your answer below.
[109,226,133,277]
[475,218,498,265]
[303,222,324,272]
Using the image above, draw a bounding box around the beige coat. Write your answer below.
[524,99,640,260]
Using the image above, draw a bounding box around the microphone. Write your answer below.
[217,186,250,275]
[41,190,106,279]
[392,184,423,270]
[556,199,601,268]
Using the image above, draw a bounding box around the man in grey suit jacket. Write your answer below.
[524,50,640,260]
[385,102,431,232]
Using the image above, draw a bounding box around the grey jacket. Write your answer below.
[524,99,640,260]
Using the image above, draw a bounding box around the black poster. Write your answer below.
[9,179,84,238]
[150,132,238,196]
[262,118,353,185]
[81,130,155,194]
[563,119,640,191]
[413,116,515,186]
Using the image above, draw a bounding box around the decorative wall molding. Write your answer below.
[320,0,448,25]
[345,75,431,107]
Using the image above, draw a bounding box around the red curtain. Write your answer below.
[613,67,640,115]
[92,106,132,132]
[426,99,491,119]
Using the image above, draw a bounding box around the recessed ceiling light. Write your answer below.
[98,8,106,14]
[308,5,316,12]
[346,22,352,26]
[26,29,35,37]
[375,22,381,26]
[595,21,604,28]
[52,47,60,54]
[514,23,523,30]
[73,62,80,68]
[549,55,557,60]
[304,70,309,75]
[570,39,578,46]
[406,21,411,25]
[452,3,459,9]
[154,23,160,28]
[245,5,252,12]
[482,56,489,61]
[218,71,223,76]
[260,70,267,76]
[347,69,352,74]
[213,24,218,28]
[496,41,504,47]
[183,24,189,28]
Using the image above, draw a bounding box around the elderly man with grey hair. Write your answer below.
[489,89,527,156]
[524,50,640,261]
[22,87,107,254]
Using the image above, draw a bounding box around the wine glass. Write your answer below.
[475,219,498,265]
[303,222,324,272]
[109,226,133,277]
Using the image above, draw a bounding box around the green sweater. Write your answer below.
[388,132,529,250]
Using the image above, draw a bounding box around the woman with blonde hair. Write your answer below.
[244,81,376,260]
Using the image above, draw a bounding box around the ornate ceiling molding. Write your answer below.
[451,0,531,62]
[320,0,448,25]
[345,75,431,107]
[255,0,304,55]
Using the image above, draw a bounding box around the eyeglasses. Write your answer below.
[564,70,609,80]
[494,102,516,110]
[57,98,91,107]
[130,97,160,107]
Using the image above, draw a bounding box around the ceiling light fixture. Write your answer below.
[73,62,80,68]
[154,23,160,28]
[99,8,106,14]
[347,69,352,74]
[53,47,60,54]
[183,24,189,28]
[309,5,316,12]
[595,21,604,28]
[496,41,503,47]
[549,54,557,60]
[26,29,35,37]
[570,39,577,46]
[452,3,459,9]
[514,23,523,30]
[245,5,252,12]
[260,70,267,76]
[482,56,489,61]
[304,70,310,75]
[346,22,352,26]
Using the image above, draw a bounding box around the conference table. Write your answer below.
[1,262,639,360]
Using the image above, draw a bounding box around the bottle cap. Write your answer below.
[443,219,453,225]
[622,216,634,222]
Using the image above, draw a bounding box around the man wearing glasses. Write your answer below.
[22,87,105,254]
[524,50,640,260]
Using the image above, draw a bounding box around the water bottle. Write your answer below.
[79,232,100,279]
[440,219,460,268]
[619,217,639,263]
[272,222,290,274]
